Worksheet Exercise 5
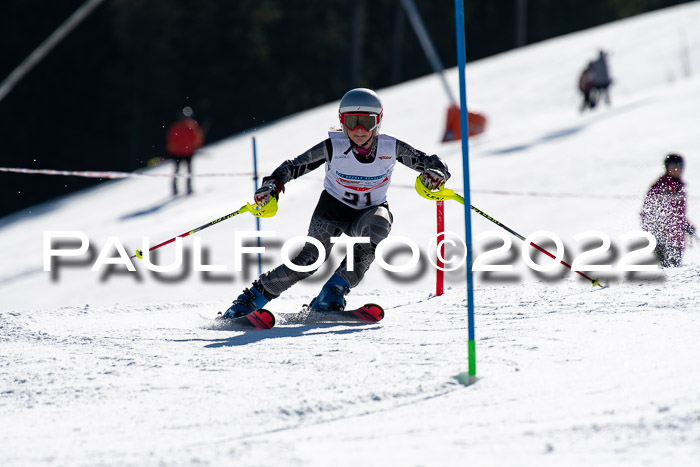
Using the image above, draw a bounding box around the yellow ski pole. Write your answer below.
[130,197,278,259]
[415,176,603,288]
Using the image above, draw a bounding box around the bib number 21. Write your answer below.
[342,191,372,206]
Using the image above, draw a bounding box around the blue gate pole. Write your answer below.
[252,137,262,275]
[454,0,476,382]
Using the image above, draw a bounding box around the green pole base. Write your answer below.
[468,339,476,375]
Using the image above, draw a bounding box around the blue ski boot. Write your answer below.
[309,273,350,312]
[222,281,270,318]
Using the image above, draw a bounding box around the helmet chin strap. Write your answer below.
[354,135,374,155]
[342,131,375,155]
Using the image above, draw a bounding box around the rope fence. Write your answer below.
[3,167,695,200]
[390,182,650,201]
[0,167,252,179]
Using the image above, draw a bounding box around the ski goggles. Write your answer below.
[339,112,382,131]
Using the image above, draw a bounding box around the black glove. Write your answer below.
[686,224,696,236]
[421,168,447,191]
[254,179,285,206]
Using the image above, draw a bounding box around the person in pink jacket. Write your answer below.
[641,154,696,267]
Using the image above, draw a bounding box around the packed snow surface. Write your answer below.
[2,3,700,466]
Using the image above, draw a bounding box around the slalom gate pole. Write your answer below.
[454,0,477,384]
[130,198,277,260]
[252,137,263,275]
[415,176,604,288]
[436,200,445,296]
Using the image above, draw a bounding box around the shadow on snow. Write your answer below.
[171,323,380,347]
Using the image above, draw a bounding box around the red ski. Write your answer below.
[344,303,384,322]
[214,304,383,328]
[295,303,384,324]
[215,309,276,330]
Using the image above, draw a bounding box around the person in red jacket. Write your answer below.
[641,154,696,267]
[166,106,204,195]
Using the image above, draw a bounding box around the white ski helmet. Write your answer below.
[338,88,383,136]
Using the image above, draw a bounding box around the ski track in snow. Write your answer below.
[3,269,700,465]
[4,2,700,465]
[1,293,465,464]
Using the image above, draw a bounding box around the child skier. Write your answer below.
[222,88,450,318]
[641,154,696,267]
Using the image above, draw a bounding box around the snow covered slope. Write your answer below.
[2,3,700,466]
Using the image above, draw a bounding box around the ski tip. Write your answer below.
[213,309,275,330]
[351,303,384,322]
[247,309,276,329]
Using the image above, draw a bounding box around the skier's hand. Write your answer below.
[254,179,285,206]
[421,168,447,191]
[686,224,696,236]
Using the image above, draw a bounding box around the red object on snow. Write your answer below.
[442,103,487,141]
